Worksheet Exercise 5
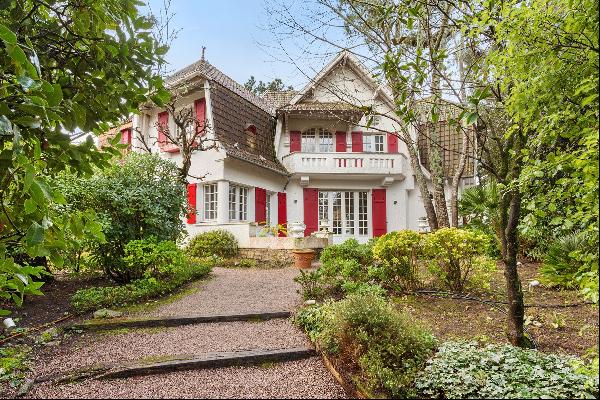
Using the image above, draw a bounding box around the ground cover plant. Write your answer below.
[415,341,599,399]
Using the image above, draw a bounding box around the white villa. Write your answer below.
[115,50,474,245]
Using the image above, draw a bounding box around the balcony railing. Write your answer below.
[281,152,406,175]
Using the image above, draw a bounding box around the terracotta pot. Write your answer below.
[292,249,316,269]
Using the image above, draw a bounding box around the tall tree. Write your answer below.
[244,76,293,96]
[0,0,168,312]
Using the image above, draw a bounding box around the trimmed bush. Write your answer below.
[312,293,436,398]
[424,228,494,292]
[119,238,186,281]
[186,230,238,258]
[71,257,214,312]
[415,341,599,399]
[371,230,423,290]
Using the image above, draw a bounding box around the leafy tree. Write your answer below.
[54,153,187,283]
[0,0,169,312]
[244,76,293,95]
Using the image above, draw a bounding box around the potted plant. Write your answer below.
[292,249,316,269]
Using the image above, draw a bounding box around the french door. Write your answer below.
[318,191,369,240]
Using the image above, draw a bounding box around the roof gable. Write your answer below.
[290,50,396,109]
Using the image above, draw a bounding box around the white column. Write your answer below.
[216,180,229,225]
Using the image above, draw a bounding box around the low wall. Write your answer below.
[186,222,257,247]
[244,236,331,250]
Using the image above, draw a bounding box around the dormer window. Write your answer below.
[245,123,257,149]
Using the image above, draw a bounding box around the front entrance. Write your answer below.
[317,190,370,243]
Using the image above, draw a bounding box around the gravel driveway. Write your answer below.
[27,267,346,399]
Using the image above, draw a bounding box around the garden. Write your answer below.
[294,228,599,398]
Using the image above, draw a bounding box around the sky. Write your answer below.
[144,0,321,90]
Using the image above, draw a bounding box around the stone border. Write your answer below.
[71,311,292,331]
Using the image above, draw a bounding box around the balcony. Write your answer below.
[281,152,406,176]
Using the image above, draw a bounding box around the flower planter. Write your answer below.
[292,249,316,269]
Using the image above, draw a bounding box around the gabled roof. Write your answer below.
[165,58,275,115]
[289,50,396,109]
[262,90,297,109]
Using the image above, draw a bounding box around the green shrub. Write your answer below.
[415,341,599,399]
[371,230,423,290]
[317,293,436,398]
[540,231,598,290]
[424,228,494,292]
[295,239,375,300]
[294,302,332,343]
[71,257,214,312]
[120,238,186,281]
[320,238,373,267]
[54,153,187,283]
[186,230,238,258]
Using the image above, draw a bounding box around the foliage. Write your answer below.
[540,231,599,293]
[0,345,31,391]
[0,0,168,312]
[0,255,45,317]
[71,257,214,313]
[424,228,495,292]
[371,230,423,290]
[55,153,187,283]
[489,0,599,302]
[122,238,186,281]
[294,302,333,343]
[243,76,293,95]
[186,230,239,259]
[294,239,374,300]
[315,293,436,398]
[415,341,599,399]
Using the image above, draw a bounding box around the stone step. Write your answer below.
[39,347,315,383]
[72,311,292,331]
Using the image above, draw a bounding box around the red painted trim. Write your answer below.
[335,131,347,152]
[351,131,363,152]
[290,131,301,153]
[387,132,399,153]
[120,128,132,146]
[255,187,267,224]
[277,192,287,237]
[194,98,206,136]
[372,189,387,237]
[158,111,169,148]
[303,188,318,237]
[187,183,197,224]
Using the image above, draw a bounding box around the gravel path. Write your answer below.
[28,267,346,399]
[149,267,301,317]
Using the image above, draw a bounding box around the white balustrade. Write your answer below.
[282,152,405,175]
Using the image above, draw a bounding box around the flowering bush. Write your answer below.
[371,230,423,290]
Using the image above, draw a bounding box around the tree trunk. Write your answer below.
[404,133,439,230]
[450,129,469,227]
[500,188,531,347]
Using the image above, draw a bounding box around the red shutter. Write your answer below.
[372,189,387,237]
[290,131,301,153]
[351,131,363,152]
[303,188,318,237]
[187,183,197,224]
[255,187,267,223]
[388,132,398,153]
[157,111,169,148]
[335,131,347,152]
[120,128,132,146]
[194,98,206,136]
[277,192,287,237]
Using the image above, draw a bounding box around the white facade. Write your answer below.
[130,52,473,245]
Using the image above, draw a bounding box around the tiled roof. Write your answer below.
[219,138,289,175]
[165,59,275,115]
[262,90,297,109]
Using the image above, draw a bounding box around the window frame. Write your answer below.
[363,133,385,153]
[203,183,218,221]
[302,128,334,153]
[228,184,249,222]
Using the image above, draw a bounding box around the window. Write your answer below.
[318,191,329,223]
[344,192,355,235]
[302,128,333,152]
[358,191,368,235]
[228,185,248,221]
[363,134,385,153]
[332,192,342,234]
[203,184,218,220]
